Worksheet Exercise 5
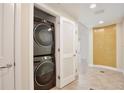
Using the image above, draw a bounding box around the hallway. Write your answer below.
[52,62,124,90]
[0,3,124,90]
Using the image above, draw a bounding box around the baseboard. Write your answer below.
[89,64,124,73]
[60,75,75,88]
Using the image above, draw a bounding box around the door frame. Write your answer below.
[14,3,22,89]
[14,4,34,89]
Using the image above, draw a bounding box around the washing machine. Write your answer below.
[33,17,56,90]
[34,17,55,57]
[34,56,56,90]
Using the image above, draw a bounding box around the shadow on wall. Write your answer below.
[78,22,90,74]
[79,58,89,74]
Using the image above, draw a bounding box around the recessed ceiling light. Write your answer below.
[90,4,96,9]
[99,21,104,24]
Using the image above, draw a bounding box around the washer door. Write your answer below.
[35,60,54,86]
[34,23,53,46]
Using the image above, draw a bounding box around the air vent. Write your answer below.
[100,71,105,73]
[89,88,95,90]
[94,9,104,15]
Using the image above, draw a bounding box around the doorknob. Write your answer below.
[0,64,12,69]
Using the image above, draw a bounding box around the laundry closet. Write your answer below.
[33,4,79,90]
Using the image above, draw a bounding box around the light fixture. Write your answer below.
[99,20,104,24]
[89,4,96,9]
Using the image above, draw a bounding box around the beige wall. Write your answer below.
[78,22,90,64]
[20,4,33,89]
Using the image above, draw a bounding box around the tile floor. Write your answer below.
[52,62,124,90]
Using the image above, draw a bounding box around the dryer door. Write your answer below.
[34,23,53,46]
[34,60,54,86]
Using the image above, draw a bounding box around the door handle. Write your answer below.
[0,64,12,69]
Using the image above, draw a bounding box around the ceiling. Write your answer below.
[46,3,124,28]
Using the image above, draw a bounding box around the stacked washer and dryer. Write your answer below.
[33,7,56,90]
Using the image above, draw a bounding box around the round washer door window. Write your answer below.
[35,61,54,86]
[34,23,53,46]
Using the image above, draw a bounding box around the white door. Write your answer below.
[0,4,15,89]
[56,17,76,88]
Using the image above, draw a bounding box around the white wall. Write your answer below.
[117,21,124,72]
[119,20,124,71]
[45,4,76,21]
[78,22,90,64]
[117,23,123,70]
[123,21,124,71]
[36,3,76,22]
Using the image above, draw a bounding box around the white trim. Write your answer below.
[55,17,61,88]
[14,4,22,89]
[14,4,34,90]
[61,75,75,88]
[28,4,34,90]
[89,64,124,73]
